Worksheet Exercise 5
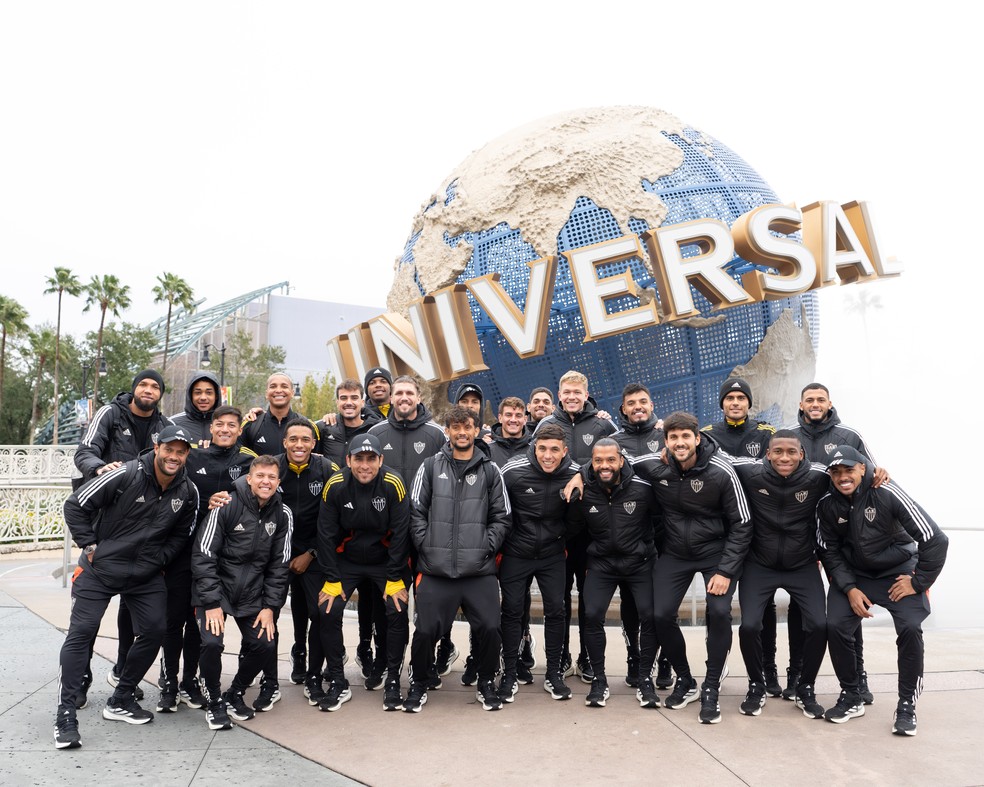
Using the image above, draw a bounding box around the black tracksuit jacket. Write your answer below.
[241,407,304,455]
[75,392,171,482]
[368,404,447,483]
[276,453,338,558]
[791,407,876,464]
[612,414,664,458]
[700,418,775,459]
[488,423,533,467]
[316,409,383,467]
[168,372,221,447]
[534,402,616,465]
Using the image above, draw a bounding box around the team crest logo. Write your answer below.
[171,499,183,513]
[745,442,760,456]
[372,496,386,512]
[582,434,594,446]
[229,466,242,480]
[309,481,323,496]
[864,507,877,522]
[824,443,837,455]
[414,442,425,454]
[623,501,636,514]
[465,473,477,486]
[152,432,159,443]
[647,440,659,453]
[264,521,276,536]
[690,479,704,493]
[795,490,809,503]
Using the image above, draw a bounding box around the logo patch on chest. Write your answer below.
[264,521,276,536]
[795,490,809,503]
[864,506,877,522]
[690,479,704,493]
[413,442,425,454]
[465,474,477,486]
[623,501,636,514]
[229,466,242,479]
[745,442,760,456]
[171,499,183,513]
[309,481,323,496]
[372,496,386,512]
[582,434,594,446]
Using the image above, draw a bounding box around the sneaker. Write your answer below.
[54,710,81,749]
[520,630,536,669]
[663,676,699,710]
[107,669,144,701]
[585,676,610,707]
[435,639,459,677]
[561,651,574,678]
[823,690,865,724]
[781,669,800,701]
[497,673,519,703]
[426,673,443,691]
[795,683,825,719]
[516,660,534,685]
[319,679,353,712]
[355,642,374,679]
[699,686,721,724]
[892,699,917,736]
[543,671,572,701]
[402,682,428,713]
[476,678,503,711]
[576,655,595,684]
[253,681,281,712]
[222,689,255,721]
[289,645,306,685]
[858,671,874,705]
[364,664,385,691]
[739,683,766,716]
[103,694,154,725]
[205,702,232,731]
[764,667,782,697]
[178,678,205,709]
[304,677,326,707]
[156,690,178,713]
[655,658,673,690]
[636,677,660,709]
[460,655,478,687]
[383,679,403,711]
[624,654,640,688]
[76,670,93,710]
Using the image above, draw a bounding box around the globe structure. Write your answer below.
[389,107,819,427]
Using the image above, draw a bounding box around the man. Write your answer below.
[55,425,198,749]
[732,430,829,720]
[817,446,948,735]
[192,455,293,730]
[157,406,256,714]
[455,382,491,439]
[317,379,382,466]
[571,439,660,710]
[364,367,393,419]
[403,407,511,713]
[317,435,411,712]
[535,370,616,682]
[526,387,554,427]
[241,373,301,454]
[636,411,751,724]
[168,371,222,447]
[73,368,172,705]
[498,423,578,703]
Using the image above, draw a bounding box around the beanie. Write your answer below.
[132,368,166,395]
[719,377,752,409]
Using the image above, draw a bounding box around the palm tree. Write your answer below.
[26,326,57,445]
[845,288,883,368]
[43,267,82,444]
[152,273,195,372]
[0,295,30,417]
[83,274,131,405]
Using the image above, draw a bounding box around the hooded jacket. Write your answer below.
[816,465,948,594]
[168,372,221,446]
[409,441,511,579]
[192,475,293,616]
[488,422,533,467]
[64,452,199,591]
[612,413,665,458]
[534,401,616,465]
[791,407,876,464]
[75,392,172,482]
[701,418,775,459]
[368,403,447,483]
[317,408,383,466]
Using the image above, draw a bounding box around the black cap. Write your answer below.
[719,377,752,409]
[133,368,165,395]
[156,425,192,446]
[454,383,484,406]
[827,445,868,469]
[363,367,393,390]
[348,434,383,457]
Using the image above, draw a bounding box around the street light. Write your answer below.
[201,343,226,386]
[81,357,107,398]
[293,382,301,399]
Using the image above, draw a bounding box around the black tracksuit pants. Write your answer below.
[653,553,735,688]
[197,610,277,703]
[564,531,589,659]
[161,557,200,687]
[500,553,565,676]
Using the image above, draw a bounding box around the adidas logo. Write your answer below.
[659,480,668,486]
[197,468,207,475]
[384,444,393,450]
[135,495,145,503]
[757,488,769,495]
[344,502,354,510]
[122,428,131,436]
[438,473,448,479]
[589,505,599,513]
[525,488,535,494]
[234,524,245,531]
[257,436,266,443]
[838,517,848,523]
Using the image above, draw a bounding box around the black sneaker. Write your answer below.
[76,670,93,710]
[103,694,154,725]
[739,683,766,716]
[823,690,864,724]
[520,630,536,669]
[858,671,874,705]
[636,677,660,709]
[319,679,353,712]
[543,671,572,701]
[435,639,459,677]
[205,702,232,731]
[655,658,673,690]
[402,682,428,713]
[561,651,574,678]
[178,678,205,709]
[781,669,800,701]
[383,679,403,711]
[585,676,610,707]
[106,669,144,701]
[460,655,478,686]
[53,710,81,749]
[663,676,699,710]
[426,673,443,691]
[355,642,374,679]
[892,699,917,736]
[222,689,255,721]
[576,655,595,684]
[699,686,721,724]
[624,654,640,688]
[497,673,519,703]
[516,660,534,685]
[289,645,306,685]
[476,678,502,711]
[304,676,326,707]
[764,667,782,698]
[156,689,178,713]
[253,680,281,712]
[795,683,824,719]
[364,664,385,691]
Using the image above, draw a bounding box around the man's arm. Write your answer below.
[316,475,345,584]
[815,502,858,594]
[160,483,200,567]
[484,463,512,555]
[73,404,117,480]
[711,459,753,580]
[409,459,433,552]
[884,482,949,593]
[192,506,226,609]
[384,471,411,581]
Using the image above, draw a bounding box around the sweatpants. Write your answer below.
[161,558,200,687]
[499,553,565,676]
[563,532,589,659]
[197,610,277,703]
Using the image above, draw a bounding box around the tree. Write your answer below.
[152,272,195,372]
[26,326,57,445]
[0,294,29,417]
[845,288,883,369]
[224,330,287,408]
[297,373,337,420]
[78,321,157,405]
[43,267,83,444]
[83,274,132,406]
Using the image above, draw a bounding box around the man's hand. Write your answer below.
[872,466,890,487]
[289,552,315,574]
[208,491,232,510]
[384,584,409,613]
[562,474,584,502]
[244,407,264,423]
[319,585,346,615]
[889,574,916,602]
[321,413,338,427]
[252,608,275,641]
[482,433,494,444]
[205,607,225,636]
[597,409,612,421]
[706,574,731,595]
[847,587,874,618]
[96,461,122,476]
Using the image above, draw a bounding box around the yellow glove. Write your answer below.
[321,581,343,596]
[384,579,406,597]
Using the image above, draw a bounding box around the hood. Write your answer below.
[387,402,436,431]
[232,472,282,514]
[111,391,162,418]
[550,398,602,425]
[618,411,660,434]
[439,435,492,470]
[183,372,221,422]
[490,422,532,445]
[797,405,843,436]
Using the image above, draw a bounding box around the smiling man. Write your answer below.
[241,373,300,454]
[169,372,222,447]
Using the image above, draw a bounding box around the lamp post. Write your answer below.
[201,343,226,386]
[81,357,107,399]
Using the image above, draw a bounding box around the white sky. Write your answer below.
[0,1,976,526]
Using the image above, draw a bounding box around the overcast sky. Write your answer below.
[0,1,976,526]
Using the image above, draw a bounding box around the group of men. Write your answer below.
[53,363,947,751]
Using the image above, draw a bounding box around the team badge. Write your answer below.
[745,442,760,456]
[171,499,183,513]
[824,443,837,455]
[864,507,877,522]
[229,466,242,479]
[414,442,425,454]
[372,496,386,512]
[582,434,594,446]
[647,440,659,453]
[151,432,159,443]
[465,473,477,486]
[264,521,276,536]
[795,490,809,503]
[690,479,704,493]
[309,481,323,496]
[623,502,636,514]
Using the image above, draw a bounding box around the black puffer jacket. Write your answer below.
[700,418,775,459]
[409,442,511,579]
[488,422,533,467]
[192,475,293,616]
[75,392,171,482]
[612,414,664,458]
[368,403,446,482]
[791,407,875,464]
[534,401,616,465]
[168,372,221,447]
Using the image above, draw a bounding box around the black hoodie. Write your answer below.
[368,403,447,483]
[169,371,221,447]
[75,392,172,482]
[791,407,876,464]
[534,400,616,465]
[613,412,665,458]
[488,422,533,467]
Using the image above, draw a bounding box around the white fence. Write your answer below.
[0,445,76,547]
